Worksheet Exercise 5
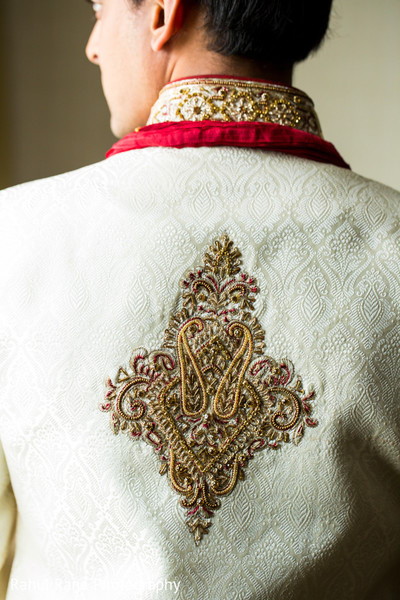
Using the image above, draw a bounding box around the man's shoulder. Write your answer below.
[0,160,107,208]
[0,160,114,270]
[0,148,399,220]
[335,168,400,210]
[340,168,400,199]
[0,146,174,216]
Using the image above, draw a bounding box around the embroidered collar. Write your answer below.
[106,75,350,169]
[147,76,323,137]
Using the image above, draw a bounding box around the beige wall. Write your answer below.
[295,0,400,190]
[1,0,114,189]
[0,1,12,189]
[1,0,399,191]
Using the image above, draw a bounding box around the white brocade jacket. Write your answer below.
[1,80,400,600]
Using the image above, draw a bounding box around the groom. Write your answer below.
[0,1,399,598]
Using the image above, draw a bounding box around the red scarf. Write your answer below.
[106,120,349,169]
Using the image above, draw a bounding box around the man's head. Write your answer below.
[191,0,333,65]
[86,0,333,138]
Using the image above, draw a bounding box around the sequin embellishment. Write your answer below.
[147,78,322,137]
[101,236,318,544]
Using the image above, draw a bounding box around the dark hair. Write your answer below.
[198,0,333,65]
[130,0,333,66]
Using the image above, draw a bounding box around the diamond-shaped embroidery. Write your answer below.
[101,235,317,544]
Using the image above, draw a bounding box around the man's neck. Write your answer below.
[165,52,293,88]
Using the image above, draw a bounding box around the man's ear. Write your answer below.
[151,0,184,52]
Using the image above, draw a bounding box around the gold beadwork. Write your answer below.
[101,236,318,544]
[147,78,322,137]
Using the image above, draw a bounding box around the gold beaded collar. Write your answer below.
[147,76,322,137]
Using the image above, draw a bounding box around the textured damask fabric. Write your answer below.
[0,146,400,599]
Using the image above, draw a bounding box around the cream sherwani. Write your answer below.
[1,80,400,599]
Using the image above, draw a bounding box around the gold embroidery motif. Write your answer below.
[147,78,322,137]
[101,236,318,544]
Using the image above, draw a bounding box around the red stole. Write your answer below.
[106,120,350,170]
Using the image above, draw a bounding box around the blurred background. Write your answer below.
[1,0,399,191]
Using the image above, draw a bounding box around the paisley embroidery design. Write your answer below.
[101,236,318,544]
